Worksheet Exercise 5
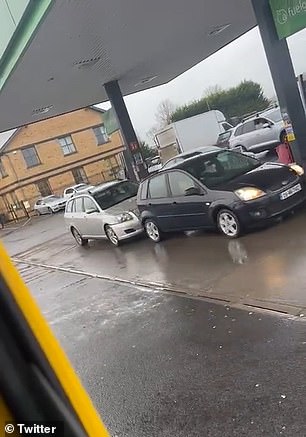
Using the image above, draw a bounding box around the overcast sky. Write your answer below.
[100,27,306,143]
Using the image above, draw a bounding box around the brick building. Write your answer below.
[0,107,125,220]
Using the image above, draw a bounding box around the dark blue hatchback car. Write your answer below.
[137,149,306,240]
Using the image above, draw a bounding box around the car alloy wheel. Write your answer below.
[217,210,240,238]
[105,226,120,246]
[47,207,53,214]
[71,227,88,246]
[145,220,162,242]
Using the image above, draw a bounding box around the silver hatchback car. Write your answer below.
[64,180,143,246]
[229,108,285,152]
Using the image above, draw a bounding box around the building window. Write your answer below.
[59,136,76,156]
[37,180,52,197]
[72,167,88,184]
[22,146,40,168]
[93,125,108,145]
[0,158,7,177]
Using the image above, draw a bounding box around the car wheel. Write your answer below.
[144,219,163,243]
[71,227,88,246]
[47,207,54,214]
[217,209,241,238]
[105,225,120,246]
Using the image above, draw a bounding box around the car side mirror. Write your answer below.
[85,208,98,214]
[262,123,271,129]
[185,186,202,196]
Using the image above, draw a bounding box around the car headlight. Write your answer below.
[117,212,134,223]
[235,187,266,201]
[289,164,304,176]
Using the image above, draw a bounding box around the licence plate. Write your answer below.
[280,183,302,200]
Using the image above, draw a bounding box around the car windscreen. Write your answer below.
[93,181,138,209]
[180,150,260,189]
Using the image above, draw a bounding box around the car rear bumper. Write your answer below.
[235,179,306,226]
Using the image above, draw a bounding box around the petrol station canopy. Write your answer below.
[0,0,256,133]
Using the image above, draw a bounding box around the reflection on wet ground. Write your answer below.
[3,203,306,312]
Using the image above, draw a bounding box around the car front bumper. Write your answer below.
[111,216,144,241]
[233,179,306,227]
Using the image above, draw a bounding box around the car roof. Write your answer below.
[174,146,220,158]
[162,146,221,170]
[171,149,226,169]
[67,180,125,199]
[236,107,281,127]
[89,180,125,193]
[260,107,281,118]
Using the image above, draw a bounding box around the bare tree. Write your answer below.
[155,99,176,128]
[146,99,176,143]
[146,125,160,143]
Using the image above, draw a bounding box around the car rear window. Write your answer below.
[93,181,138,209]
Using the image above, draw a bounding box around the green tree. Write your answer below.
[139,141,157,160]
[171,81,270,123]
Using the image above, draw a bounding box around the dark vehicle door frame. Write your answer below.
[141,173,174,231]
[165,169,211,231]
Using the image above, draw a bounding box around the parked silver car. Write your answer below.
[229,108,285,152]
[64,180,143,246]
[63,183,95,199]
[34,195,66,215]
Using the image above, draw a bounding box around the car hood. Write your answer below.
[105,196,138,214]
[217,163,297,193]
